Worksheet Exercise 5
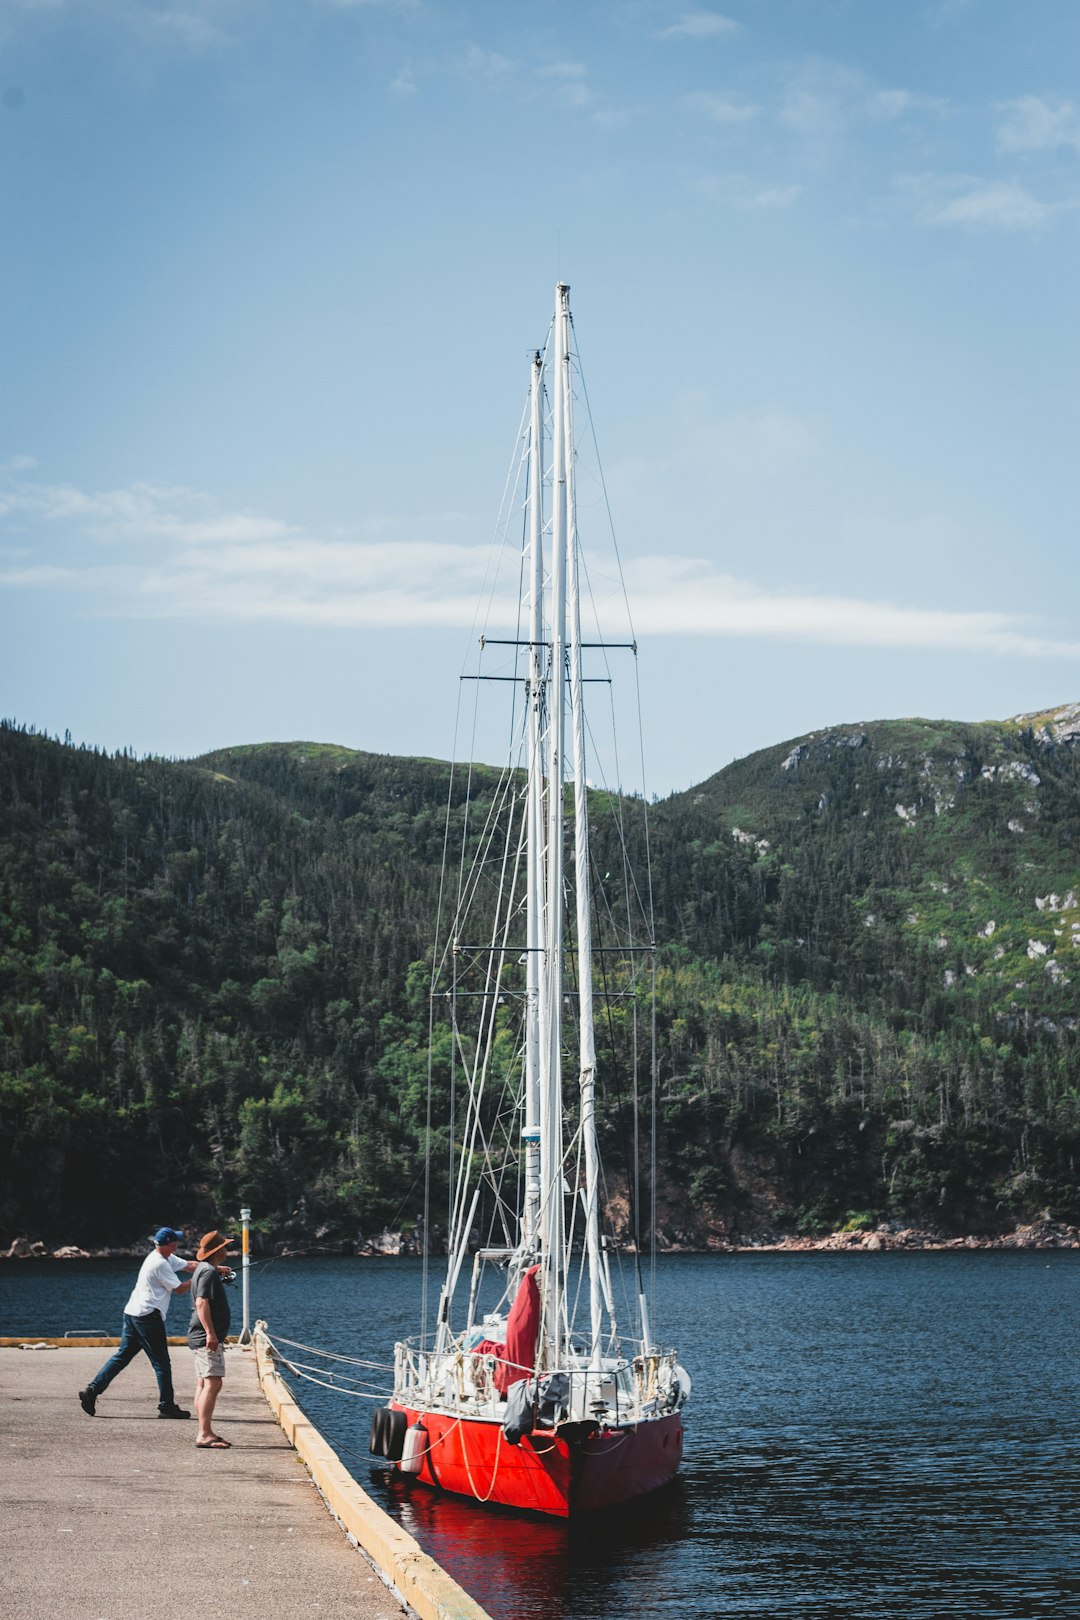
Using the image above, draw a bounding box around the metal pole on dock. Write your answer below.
[239,1207,252,1345]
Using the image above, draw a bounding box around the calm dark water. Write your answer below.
[4,1252,1080,1619]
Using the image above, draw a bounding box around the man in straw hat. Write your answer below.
[188,1229,237,1448]
[78,1227,197,1419]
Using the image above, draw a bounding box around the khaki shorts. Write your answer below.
[192,1345,226,1379]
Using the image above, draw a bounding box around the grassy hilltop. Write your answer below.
[2,705,1080,1248]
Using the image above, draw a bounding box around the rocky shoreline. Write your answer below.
[4,1217,1079,1261]
[693,1217,1080,1252]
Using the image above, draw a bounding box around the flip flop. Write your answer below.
[195,1438,231,1449]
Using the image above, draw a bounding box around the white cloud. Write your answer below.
[615,405,820,497]
[872,89,916,120]
[690,171,801,209]
[777,59,864,152]
[930,180,1051,230]
[0,476,292,543]
[388,64,416,96]
[4,470,1078,661]
[996,95,1080,156]
[146,8,229,51]
[744,184,801,209]
[537,61,591,110]
[0,0,249,52]
[922,0,973,28]
[459,45,514,81]
[774,59,949,167]
[897,170,1055,231]
[622,561,1080,656]
[685,90,759,125]
[661,11,740,40]
[868,88,947,123]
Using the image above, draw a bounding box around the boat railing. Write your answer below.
[395,1338,687,1422]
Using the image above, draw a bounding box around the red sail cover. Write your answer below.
[475,1264,540,1395]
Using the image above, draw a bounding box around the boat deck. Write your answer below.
[1,1342,439,1620]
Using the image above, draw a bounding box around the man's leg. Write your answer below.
[195,1375,223,1444]
[129,1311,182,1413]
[80,1316,141,1411]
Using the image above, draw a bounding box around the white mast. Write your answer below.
[522,349,545,1256]
[565,304,605,1368]
[539,283,570,1368]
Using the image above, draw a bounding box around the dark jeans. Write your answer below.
[89,1310,176,1409]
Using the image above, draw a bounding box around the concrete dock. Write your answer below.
[1,1342,483,1620]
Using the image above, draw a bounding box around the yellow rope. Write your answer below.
[457,1414,504,1502]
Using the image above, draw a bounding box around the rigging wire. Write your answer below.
[423,368,537,1343]
[416,305,666,1365]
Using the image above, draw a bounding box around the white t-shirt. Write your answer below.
[124,1250,188,1319]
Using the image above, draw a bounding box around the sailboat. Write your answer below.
[371,284,690,1518]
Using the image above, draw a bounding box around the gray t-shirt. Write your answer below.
[187,1262,231,1347]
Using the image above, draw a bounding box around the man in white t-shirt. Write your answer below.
[78,1227,198,1418]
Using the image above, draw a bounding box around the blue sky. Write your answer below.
[1,0,1077,792]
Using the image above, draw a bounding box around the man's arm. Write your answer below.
[195,1295,219,1352]
[162,1255,193,1296]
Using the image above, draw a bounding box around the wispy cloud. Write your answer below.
[0,477,292,544]
[144,8,230,51]
[896,169,1055,231]
[616,405,820,493]
[660,11,741,40]
[773,59,950,168]
[692,171,802,209]
[921,0,974,30]
[930,179,1051,230]
[623,561,1080,657]
[777,59,866,156]
[537,60,591,110]
[0,0,249,54]
[458,44,514,81]
[388,63,416,96]
[314,0,415,8]
[996,95,1080,156]
[3,470,1078,661]
[685,90,759,125]
[868,88,947,122]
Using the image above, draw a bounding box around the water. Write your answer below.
[4,1252,1079,1619]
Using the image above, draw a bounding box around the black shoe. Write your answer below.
[158,1405,191,1419]
[78,1386,97,1417]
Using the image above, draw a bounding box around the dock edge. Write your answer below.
[253,1321,493,1620]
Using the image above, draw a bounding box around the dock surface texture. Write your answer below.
[3,1343,415,1620]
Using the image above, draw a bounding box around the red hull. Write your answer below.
[391,1405,683,1518]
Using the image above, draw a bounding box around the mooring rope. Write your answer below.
[262,1330,393,1403]
[267,1333,394,1372]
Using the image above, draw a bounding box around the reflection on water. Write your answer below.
[4,1252,1080,1619]
[374,1466,688,1619]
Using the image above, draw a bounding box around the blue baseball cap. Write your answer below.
[153,1226,185,1245]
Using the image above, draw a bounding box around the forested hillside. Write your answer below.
[3,704,1080,1248]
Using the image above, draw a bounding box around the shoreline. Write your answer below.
[5,1217,1078,1261]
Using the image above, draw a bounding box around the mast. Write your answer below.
[522,349,545,1256]
[539,283,570,1367]
[565,303,605,1367]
